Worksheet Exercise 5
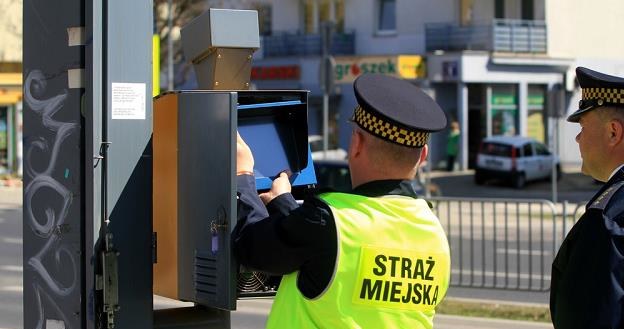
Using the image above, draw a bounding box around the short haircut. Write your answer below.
[597,106,624,124]
[356,126,423,173]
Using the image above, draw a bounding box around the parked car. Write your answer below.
[313,159,352,192]
[308,135,348,161]
[313,159,441,196]
[475,136,560,188]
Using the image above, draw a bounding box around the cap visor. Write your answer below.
[566,106,594,123]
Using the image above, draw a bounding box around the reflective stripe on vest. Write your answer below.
[266,192,451,329]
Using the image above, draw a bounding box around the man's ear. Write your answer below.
[419,144,429,165]
[351,129,364,159]
[608,119,624,146]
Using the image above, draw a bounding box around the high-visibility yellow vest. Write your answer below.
[266,192,451,329]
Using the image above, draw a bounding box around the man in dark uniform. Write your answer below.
[234,74,451,328]
[550,67,624,329]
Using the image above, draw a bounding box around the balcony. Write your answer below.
[425,19,547,53]
[261,31,355,57]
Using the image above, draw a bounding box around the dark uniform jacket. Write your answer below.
[550,167,624,329]
[233,174,426,299]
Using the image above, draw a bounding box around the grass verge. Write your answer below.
[437,298,551,323]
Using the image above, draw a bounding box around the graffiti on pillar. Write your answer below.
[24,70,79,328]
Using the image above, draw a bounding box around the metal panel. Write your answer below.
[103,0,153,327]
[23,1,84,328]
[85,0,103,327]
[178,92,237,310]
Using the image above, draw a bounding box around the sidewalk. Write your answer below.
[0,186,21,206]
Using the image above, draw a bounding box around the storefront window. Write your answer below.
[491,85,518,136]
[527,85,546,143]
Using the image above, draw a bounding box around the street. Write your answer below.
[429,169,595,305]
[430,170,596,203]
[0,188,22,329]
[3,179,559,328]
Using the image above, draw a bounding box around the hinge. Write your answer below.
[102,232,120,328]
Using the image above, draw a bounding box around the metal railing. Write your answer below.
[260,31,356,57]
[430,197,583,291]
[425,19,547,53]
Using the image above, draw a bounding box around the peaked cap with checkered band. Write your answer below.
[352,74,447,148]
[567,67,624,122]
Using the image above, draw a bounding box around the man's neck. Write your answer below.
[607,163,624,181]
[351,168,418,189]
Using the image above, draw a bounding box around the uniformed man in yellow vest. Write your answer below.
[234,74,451,328]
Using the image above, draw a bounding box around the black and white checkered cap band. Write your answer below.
[352,105,430,148]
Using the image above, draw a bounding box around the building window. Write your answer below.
[495,0,505,19]
[377,0,396,33]
[460,0,475,26]
[303,0,345,34]
[253,3,272,36]
[521,0,534,20]
[334,0,345,32]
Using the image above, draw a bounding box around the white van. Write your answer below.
[475,136,560,188]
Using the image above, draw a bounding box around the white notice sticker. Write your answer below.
[111,82,146,120]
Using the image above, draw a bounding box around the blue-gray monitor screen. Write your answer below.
[238,117,292,179]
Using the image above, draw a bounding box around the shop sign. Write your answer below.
[0,73,23,105]
[528,94,544,106]
[398,55,426,79]
[491,93,517,106]
[333,55,425,83]
[251,65,300,80]
[0,89,21,105]
[0,73,22,86]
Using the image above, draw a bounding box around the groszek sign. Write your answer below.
[333,55,425,83]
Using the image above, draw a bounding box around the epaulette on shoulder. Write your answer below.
[589,180,624,211]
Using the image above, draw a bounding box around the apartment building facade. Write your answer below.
[250,0,624,169]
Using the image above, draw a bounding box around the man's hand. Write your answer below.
[259,172,291,205]
[237,131,254,175]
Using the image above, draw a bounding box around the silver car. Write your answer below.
[475,136,560,188]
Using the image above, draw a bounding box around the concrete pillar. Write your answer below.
[519,81,528,136]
